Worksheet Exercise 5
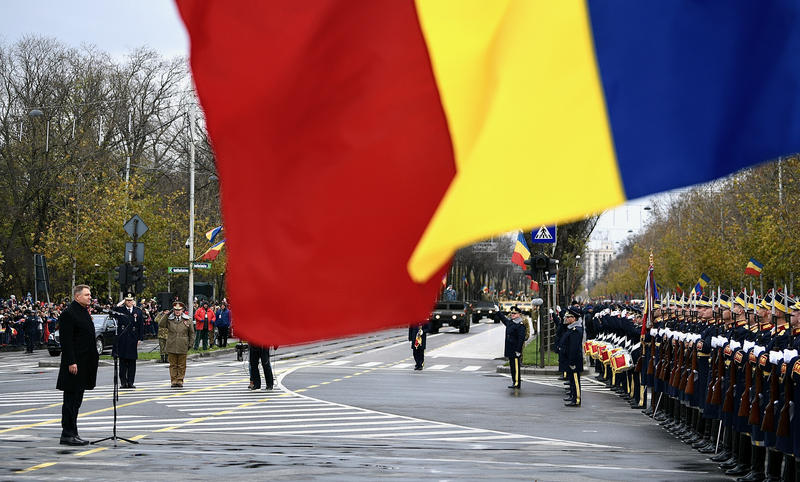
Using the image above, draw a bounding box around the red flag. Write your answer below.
[176,1,456,346]
[530,280,539,292]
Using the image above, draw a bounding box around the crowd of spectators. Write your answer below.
[0,293,234,352]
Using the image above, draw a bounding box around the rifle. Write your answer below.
[679,342,691,392]
[685,342,697,396]
[777,365,792,437]
[761,363,780,432]
[647,338,655,376]
[722,354,736,413]
[670,343,683,388]
[749,364,763,425]
[707,347,718,405]
[738,356,753,417]
[711,346,725,405]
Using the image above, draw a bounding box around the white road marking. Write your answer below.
[428,364,448,370]
[356,362,381,367]
[325,360,351,366]
[461,366,481,371]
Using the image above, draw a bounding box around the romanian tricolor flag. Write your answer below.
[200,239,225,261]
[205,225,223,244]
[176,1,800,346]
[694,273,711,296]
[676,282,685,295]
[745,258,764,277]
[511,231,530,269]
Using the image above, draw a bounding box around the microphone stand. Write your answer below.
[92,310,138,446]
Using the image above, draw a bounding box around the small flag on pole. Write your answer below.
[744,258,763,277]
[694,273,710,296]
[511,231,530,269]
[205,225,223,243]
[200,239,225,261]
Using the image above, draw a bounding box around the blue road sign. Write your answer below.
[531,225,557,244]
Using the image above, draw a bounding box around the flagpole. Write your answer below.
[188,105,196,316]
[759,273,763,297]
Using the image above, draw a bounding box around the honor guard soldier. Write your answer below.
[499,306,526,390]
[564,306,584,407]
[112,293,145,388]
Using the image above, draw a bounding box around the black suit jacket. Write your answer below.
[56,301,99,391]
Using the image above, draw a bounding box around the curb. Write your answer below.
[39,346,239,368]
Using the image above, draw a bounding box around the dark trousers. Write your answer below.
[119,358,136,387]
[567,367,582,404]
[25,332,35,352]
[249,346,273,389]
[61,389,84,438]
[217,326,229,347]
[509,355,521,388]
[412,346,425,369]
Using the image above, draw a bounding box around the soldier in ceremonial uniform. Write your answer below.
[112,294,145,388]
[408,322,428,370]
[499,306,526,389]
[563,307,583,407]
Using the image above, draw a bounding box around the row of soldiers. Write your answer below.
[585,291,800,482]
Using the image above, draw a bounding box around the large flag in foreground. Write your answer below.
[176,0,800,346]
[511,232,530,269]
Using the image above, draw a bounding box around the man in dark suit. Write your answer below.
[56,284,99,446]
[112,293,144,388]
[564,306,585,407]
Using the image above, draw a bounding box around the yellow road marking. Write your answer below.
[15,462,56,473]
[75,447,107,457]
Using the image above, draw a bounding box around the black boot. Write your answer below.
[726,442,754,476]
[735,446,765,481]
[694,418,712,449]
[764,449,782,482]
[712,425,733,460]
[780,453,794,482]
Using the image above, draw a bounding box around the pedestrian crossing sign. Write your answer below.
[531,225,556,244]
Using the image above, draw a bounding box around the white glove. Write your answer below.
[728,341,741,350]
[650,328,657,336]
[753,345,766,357]
[769,351,783,365]
[743,340,755,352]
[515,352,521,357]
[784,349,798,363]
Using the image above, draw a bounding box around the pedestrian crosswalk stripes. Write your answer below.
[427,364,448,370]
[0,367,615,449]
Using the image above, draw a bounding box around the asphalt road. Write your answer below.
[0,320,729,480]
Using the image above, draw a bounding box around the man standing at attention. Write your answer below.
[112,293,144,388]
[56,285,99,445]
[499,306,526,390]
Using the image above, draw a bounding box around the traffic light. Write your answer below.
[129,265,144,293]
[114,264,128,290]
[524,255,558,278]
[134,266,146,294]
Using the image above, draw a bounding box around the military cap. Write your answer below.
[172,301,185,310]
[760,291,791,314]
[697,295,712,307]
[565,307,582,319]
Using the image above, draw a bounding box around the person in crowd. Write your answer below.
[408,322,428,370]
[162,301,195,388]
[499,306,526,390]
[215,302,231,347]
[193,301,215,350]
[248,342,274,390]
[112,293,145,389]
[56,285,99,446]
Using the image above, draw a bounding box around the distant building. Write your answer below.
[583,241,614,292]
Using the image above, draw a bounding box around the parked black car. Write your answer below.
[47,314,117,357]
[428,301,472,334]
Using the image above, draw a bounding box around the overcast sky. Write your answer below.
[0,0,188,59]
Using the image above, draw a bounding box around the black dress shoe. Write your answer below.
[60,436,89,446]
[725,464,751,476]
[507,385,520,389]
[564,401,581,407]
[128,385,136,389]
[718,457,738,469]
[735,470,764,481]
[563,396,572,401]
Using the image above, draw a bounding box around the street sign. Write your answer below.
[123,214,149,239]
[531,225,557,244]
[124,242,145,263]
[549,274,557,284]
[168,267,189,274]
[192,262,211,269]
